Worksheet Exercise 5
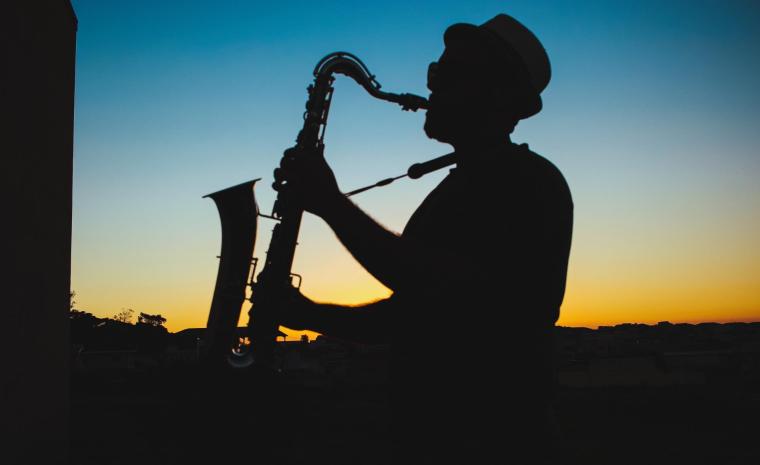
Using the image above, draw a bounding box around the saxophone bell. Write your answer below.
[202,179,259,367]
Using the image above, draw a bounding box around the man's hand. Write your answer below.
[273,146,345,219]
[277,286,317,331]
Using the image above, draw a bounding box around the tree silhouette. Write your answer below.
[137,312,167,328]
[112,308,134,324]
[70,309,103,348]
[134,313,168,354]
[70,307,170,352]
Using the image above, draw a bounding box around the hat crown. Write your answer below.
[480,14,551,94]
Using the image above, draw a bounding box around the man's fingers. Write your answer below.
[280,154,306,172]
[272,167,288,192]
[283,146,300,159]
[273,145,339,216]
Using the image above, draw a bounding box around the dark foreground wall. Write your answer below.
[2,2,76,463]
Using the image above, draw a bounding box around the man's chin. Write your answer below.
[423,117,455,144]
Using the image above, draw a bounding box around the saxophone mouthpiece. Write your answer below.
[398,93,429,111]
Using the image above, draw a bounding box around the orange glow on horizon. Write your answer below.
[73,244,760,338]
[73,176,760,338]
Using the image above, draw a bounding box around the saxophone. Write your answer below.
[204,52,428,369]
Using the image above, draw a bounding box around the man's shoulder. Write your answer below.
[510,143,564,179]
[509,143,572,201]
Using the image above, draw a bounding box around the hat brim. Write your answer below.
[442,23,543,119]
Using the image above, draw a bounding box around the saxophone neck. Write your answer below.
[384,92,429,112]
[313,51,429,111]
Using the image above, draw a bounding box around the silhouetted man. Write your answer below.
[275,13,573,465]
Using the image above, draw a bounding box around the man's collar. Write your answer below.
[455,141,522,170]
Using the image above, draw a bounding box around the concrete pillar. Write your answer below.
[3,2,77,463]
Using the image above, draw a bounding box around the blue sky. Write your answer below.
[71,0,760,331]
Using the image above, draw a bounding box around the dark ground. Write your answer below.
[70,365,760,465]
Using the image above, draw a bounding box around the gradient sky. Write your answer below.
[71,0,760,336]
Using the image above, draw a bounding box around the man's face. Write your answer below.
[424,40,513,144]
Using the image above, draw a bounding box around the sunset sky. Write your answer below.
[70,0,760,337]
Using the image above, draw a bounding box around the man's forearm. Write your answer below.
[320,193,474,293]
[303,299,392,344]
[321,194,406,290]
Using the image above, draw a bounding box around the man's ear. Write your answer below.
[486,87,508,106]
[484,89,519,129]
[487,87,523,116]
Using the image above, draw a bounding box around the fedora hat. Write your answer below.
[444,14,551,118]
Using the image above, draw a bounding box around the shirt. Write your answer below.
[387,142,573,463]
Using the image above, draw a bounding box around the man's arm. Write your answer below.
[321,192,487,294]
[319,194,408,291]
[274,147,473,292]
[281,296,394,345]
[275,148,411,291]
